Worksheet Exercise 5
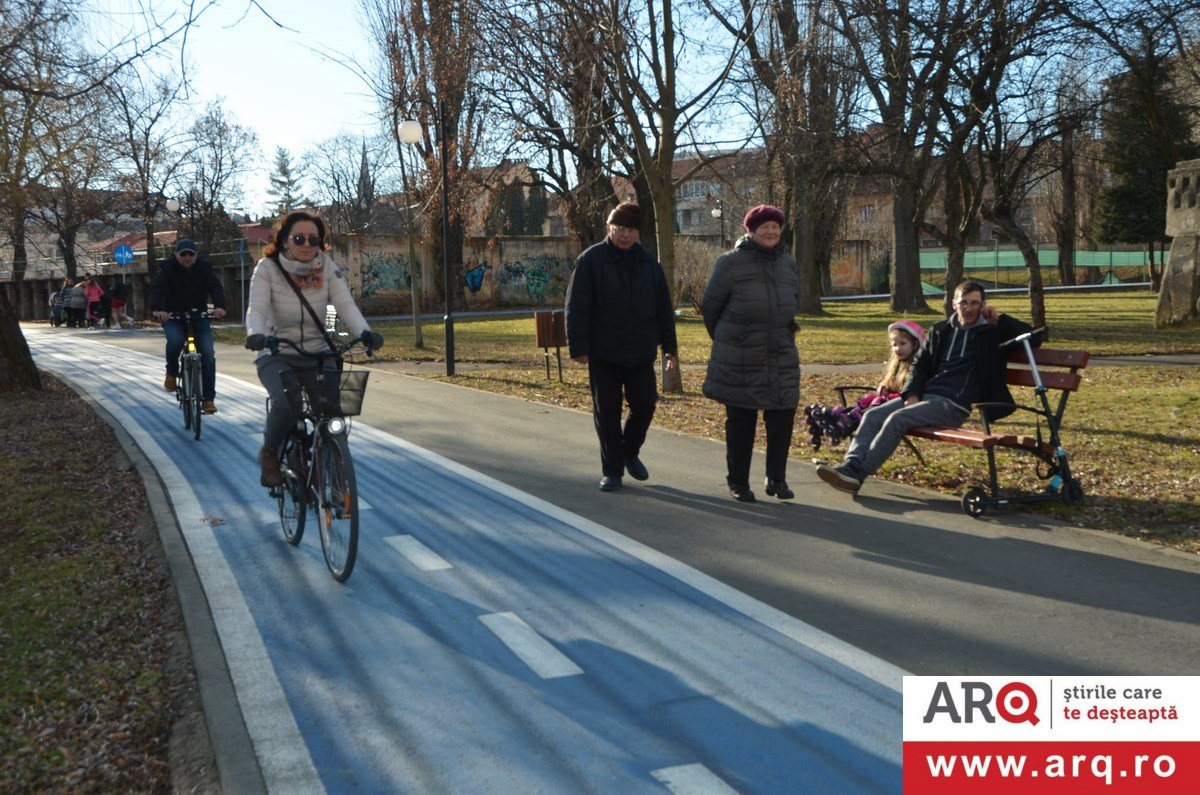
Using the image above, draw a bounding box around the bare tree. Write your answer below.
[979,53,1090,328]
[476,0,618,246]
[181,100,258,254]
[106,70,192,271]
[710,0,860,312]
[828,0,985,313]
[31,86,120,280]
[364,0,488,313]
[303,134,395,235]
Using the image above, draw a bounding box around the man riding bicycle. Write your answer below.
[244,211,383,488]
[150,239,227,413]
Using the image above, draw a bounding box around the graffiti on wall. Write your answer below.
[359,251,413,296]
[464,258,493,295]
[495,253,572,303]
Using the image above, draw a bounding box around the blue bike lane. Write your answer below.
[29,329,904,794]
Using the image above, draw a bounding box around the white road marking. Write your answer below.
[354,423,908,691]
[384,534,452,571]
[651,764,740,794]
[479,612,584,679]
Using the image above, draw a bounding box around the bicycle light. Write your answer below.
[327,417,347,435]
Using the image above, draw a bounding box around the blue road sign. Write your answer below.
[114,245,134,265]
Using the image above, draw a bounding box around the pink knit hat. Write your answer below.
[887,319,926,347]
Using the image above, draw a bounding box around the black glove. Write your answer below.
[361,329,384,350]
[245,333,266,351]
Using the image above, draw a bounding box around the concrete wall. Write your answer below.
[334,234,581,311]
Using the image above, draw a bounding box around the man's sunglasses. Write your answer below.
[291,233,322,247]
[177,251,197,257]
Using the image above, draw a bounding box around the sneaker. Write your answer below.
[729,483,756,503]
[202,400,217,414]
[163,374,177,392]
[259,446,283,488]
[764,479,795,500]
[816,464,863,494]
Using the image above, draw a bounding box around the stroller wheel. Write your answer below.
[961,487,988,518]
[1065,478,1084,505]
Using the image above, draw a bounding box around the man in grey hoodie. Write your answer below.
[816,279,1034,494]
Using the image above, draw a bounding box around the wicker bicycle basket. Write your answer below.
[280,369,370,418]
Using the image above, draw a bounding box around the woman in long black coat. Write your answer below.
[700,204,800,503]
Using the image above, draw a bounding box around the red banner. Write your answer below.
[904,741,1200,794]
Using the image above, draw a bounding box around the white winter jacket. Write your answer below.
[245,252,371,360]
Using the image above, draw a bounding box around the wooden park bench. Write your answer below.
[838,332,1090,517]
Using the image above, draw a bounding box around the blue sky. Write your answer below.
[100,0,385,215]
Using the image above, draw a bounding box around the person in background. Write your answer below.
[700,204,800,503]
[48,285,65,327]
[803,320,925,451]
[109,277,131,329]
[150,239,227,413]
[244,211,383,488]
[81,276,105,329]
[565,201,678,492]
[68,279,86,328]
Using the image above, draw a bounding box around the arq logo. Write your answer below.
[922,680,1040,725]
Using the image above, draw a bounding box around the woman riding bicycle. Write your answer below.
[245,211,384,487]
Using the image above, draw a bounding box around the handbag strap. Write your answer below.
[273,258,340,354]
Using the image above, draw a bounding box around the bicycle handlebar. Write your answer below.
[999,326,1049,350]
[165,309,215,320]
[265,335,375,359]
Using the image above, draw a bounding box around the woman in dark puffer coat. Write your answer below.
[701,204,801,503]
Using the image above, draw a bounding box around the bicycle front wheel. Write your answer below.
[180,362,192,430]
[277,436,306,545]
[316,433,358,582]
[189,356,203,441]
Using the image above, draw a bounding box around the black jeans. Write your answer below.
[588,360,658,477]
[724,405,796,487]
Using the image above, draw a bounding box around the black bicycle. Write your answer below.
[266,336,372,582]
[168,310,211,441]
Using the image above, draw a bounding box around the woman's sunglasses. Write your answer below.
[290,233,322,247]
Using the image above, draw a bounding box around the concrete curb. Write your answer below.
[52,372,266,794]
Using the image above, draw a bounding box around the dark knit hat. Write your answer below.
[606,202,641,230]
[742,204,785,232]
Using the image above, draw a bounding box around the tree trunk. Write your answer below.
[1057,127,1077,286]
[1015,237,1047,328]
[0,289,39,392]
[890,180,928,312]
[943,240,966,317]
[10,213,29,319]
[651,181,683,394]
[792,152,821,313]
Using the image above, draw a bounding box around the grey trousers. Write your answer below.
[256,355,334,449]
[844,396,969,477]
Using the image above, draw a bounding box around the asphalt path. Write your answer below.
[25,326,1200,793]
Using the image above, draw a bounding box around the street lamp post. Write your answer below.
[711,199,726,248]
[399,99,455,376]
[393,122,425,349]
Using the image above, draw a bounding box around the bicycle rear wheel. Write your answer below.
[180,362,192,430]
[189,356,203,440]
[277,436,306,545]
[316,433,358,582]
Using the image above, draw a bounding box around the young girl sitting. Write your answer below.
[804,320,925,450]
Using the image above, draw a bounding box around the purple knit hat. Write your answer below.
[742,204,786,232]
